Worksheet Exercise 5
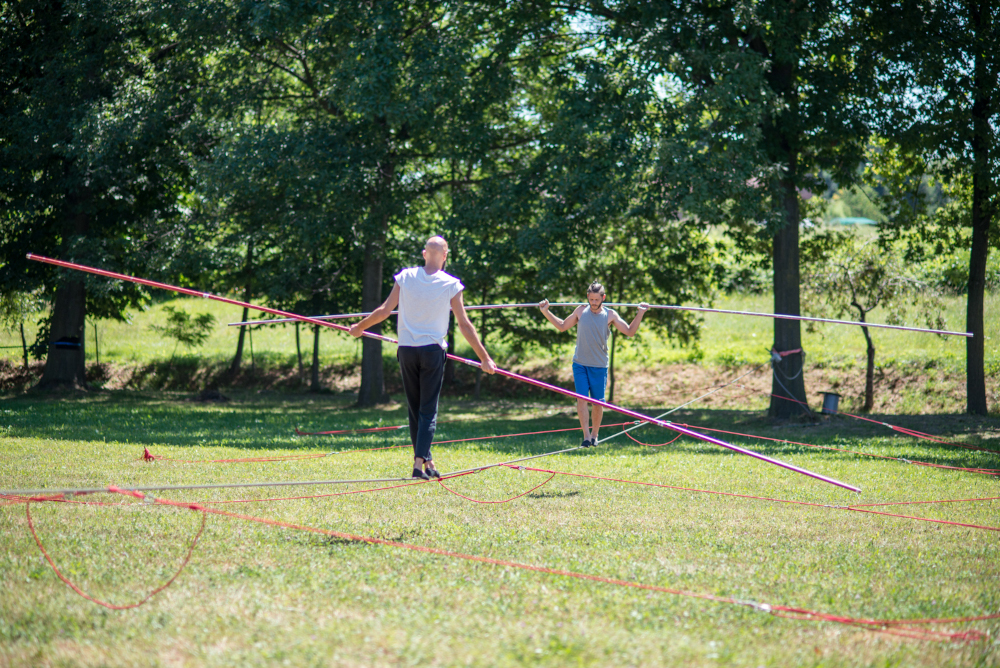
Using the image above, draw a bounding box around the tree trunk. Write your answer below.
[37,280,88,390]
[357,237,388,406]
[231,310,248,377]
[20,322,28,370]
[38,201,90,391]
[248,326,255,378]
[862,325,875,412]
[93,322,99,365]
[966,204,989,415]
[229,242,254,378]
[966,6,993,416]
[310,324,321,392]
[357,159,395,407]
[444,314,455,386]
[296,321,305,384]
[769,179,810,418]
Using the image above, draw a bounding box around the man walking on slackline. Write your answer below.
[539,283,648,448]
[350,236,496,480]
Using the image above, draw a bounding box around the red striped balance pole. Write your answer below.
[26,253,861,493]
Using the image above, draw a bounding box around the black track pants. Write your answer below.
[397,344,446,462]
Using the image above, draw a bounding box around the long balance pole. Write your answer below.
[229,303,971,338]
[26,253,860,493]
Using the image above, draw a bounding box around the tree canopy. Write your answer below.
[0,0,993,413]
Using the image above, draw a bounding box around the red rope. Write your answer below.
[200,478,435,505]
[504,465,1000,533]
[293,415,519,436]
[132,490,994,642]
[436,471,557,504]
[886,424,1000,454]
[13,487,998,638]
[141,423,636,465]
[295,424,407,436]
[737,383,1000,455]
[621,429,683,447]
[666,423,1000,476]
[25,501,206,610]
[853,496,1000,508]
[842,506,1000,532]
[143,447,332,464]
[431,422,633,446]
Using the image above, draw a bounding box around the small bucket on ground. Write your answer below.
[821,392,841,415]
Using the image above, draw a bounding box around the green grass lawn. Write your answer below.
[2,394,999,666]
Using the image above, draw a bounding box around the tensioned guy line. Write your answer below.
[229,302,971,338]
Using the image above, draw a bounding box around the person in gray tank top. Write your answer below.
[539,282,648,448]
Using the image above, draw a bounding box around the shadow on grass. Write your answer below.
[528,490,581,499]
[2,393,998,471]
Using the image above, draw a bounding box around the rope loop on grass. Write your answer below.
[436,470,556,504]
[621,428,683,448]
[25,500,206,610]
[12,481,1000,640]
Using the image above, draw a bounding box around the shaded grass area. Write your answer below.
[2,394,999,667]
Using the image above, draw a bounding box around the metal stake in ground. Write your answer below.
[25,253,861,493]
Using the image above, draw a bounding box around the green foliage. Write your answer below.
[149,306,217,353]
[823,187,888,224]
[0,0,197,315]
[582,1,877,239]
[801,232,945,332]
[802,231,948,409]
[855,1,1000,236]
[0,290,44,332]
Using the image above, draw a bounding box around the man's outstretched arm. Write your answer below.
[349,283,400,337]
[452,291,496,374]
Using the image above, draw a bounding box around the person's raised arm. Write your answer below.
[349,283,400,338]
[611,303,649,337]
[451,291,496,374]
[538,300,583,332]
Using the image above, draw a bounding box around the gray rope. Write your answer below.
[594,362,769,446]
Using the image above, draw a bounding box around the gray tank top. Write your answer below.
[573,307,616,368]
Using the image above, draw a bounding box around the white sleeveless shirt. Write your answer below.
[394,267,464,348]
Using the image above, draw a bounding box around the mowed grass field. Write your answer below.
[2,394,999,667]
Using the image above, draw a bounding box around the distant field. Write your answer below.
[1,395,999,666]
[1,291,995,373]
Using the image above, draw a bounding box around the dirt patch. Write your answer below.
[1,356,997,416]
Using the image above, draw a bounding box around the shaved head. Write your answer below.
[421,235,449,272]
[425,236,448,255]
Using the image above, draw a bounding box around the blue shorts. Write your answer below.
[572,362,607,401]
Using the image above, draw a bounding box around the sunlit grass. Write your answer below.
[1,395,998,666]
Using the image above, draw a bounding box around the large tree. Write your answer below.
[198,125,364,388]
[855,0,999,415]
[563,0,874,417]
[0,0,198,389]
[187,0,571,405]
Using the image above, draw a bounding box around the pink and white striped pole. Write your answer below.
[26,253,860,493]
